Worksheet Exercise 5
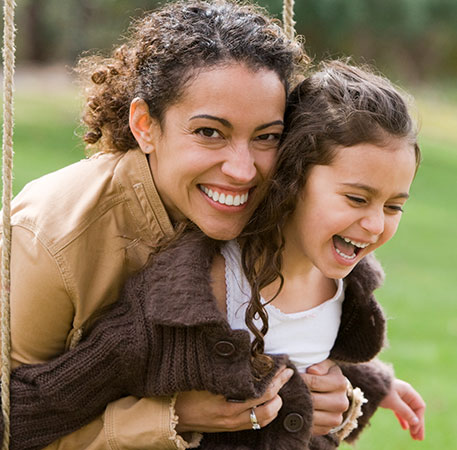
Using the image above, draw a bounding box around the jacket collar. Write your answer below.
[139,231,228,328]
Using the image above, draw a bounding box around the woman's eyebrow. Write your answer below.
[340,182,410,199]
[189,115,284,132]
[190,114,231,128]
[255,120,284,132]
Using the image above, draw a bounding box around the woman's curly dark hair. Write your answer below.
[241,60,421,378]
[76,0,307,153]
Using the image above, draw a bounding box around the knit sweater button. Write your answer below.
[283,413,304,432]
[213,340,236,357]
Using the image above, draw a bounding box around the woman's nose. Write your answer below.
[221,145,256,183]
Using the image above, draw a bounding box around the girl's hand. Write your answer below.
[302,360,349,435]
[174,366,293,433]
[379,378,426,440]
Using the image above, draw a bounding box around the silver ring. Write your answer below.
[250,407,261,430]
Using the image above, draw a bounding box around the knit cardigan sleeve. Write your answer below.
[0,291,148,450]
[341,359,393,442]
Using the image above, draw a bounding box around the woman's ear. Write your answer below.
[129,98,160,154]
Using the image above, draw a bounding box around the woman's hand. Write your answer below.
[174,366,294,433]
[301,359,349,436]
[380,378,426,440]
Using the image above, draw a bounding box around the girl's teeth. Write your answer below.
[335,247,356,260]
[342,237,369,249]
[200,186,248,206]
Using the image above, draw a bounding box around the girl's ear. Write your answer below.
[129,98,160,154]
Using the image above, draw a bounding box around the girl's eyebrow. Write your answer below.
[340,182,410,199]
[189,114,284,132]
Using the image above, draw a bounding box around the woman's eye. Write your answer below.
[195,127,221,138]
[346,195,366,204]
[255,133,281,141]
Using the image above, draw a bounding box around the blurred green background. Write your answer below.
[3,0,457,448]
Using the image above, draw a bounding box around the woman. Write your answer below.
[3,61,425,450]
[5,1,351,449]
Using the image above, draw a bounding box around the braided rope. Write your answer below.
[282,0,295,41]
[1,0,16,448]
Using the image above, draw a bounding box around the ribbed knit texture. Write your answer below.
[1,232,390,449]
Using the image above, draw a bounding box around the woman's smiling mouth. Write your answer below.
[199,185,250,207]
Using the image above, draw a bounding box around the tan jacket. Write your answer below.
[8,148,200,449]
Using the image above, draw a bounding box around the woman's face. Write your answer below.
[284,139,417,279]
[141,63,286,240]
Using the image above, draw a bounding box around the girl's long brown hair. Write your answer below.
[241,60,421,378]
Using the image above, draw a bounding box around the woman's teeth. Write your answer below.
[200,186,249,206]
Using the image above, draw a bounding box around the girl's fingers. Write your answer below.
[394,411,410,430]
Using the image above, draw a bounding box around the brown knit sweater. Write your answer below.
[1,232,391,449]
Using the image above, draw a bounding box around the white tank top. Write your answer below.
[221,240,344,372]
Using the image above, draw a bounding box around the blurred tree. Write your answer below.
[13,0,457,82]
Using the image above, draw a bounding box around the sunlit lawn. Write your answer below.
[343,89,457,449]
[3,78,457,448]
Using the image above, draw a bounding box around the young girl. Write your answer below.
[2,61,425,449]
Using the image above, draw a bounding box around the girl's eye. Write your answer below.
[346,195,366,204]
[255,133,281,141]
[194,127,221,139]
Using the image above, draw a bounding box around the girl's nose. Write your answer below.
[360,208,385,236]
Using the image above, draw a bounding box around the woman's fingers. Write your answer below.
[174,367,293,433]
[248,394,284,428]
[245,367,293,408]
[311,391,349,416]
[310,410,345,435]
[301,362,348,435]
[302,363,347,393]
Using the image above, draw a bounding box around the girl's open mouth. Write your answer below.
[332,235,369,260]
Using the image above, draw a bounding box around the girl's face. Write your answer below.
[141,63,285,240]
[284,139,417,279]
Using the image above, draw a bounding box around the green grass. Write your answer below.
[342,91,457,448]
[4,81,457,448]
[6,87,84,194]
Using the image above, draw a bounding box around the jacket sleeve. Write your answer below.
[4,226,197,450]
[340,359,393,442]
[2,292,142,449]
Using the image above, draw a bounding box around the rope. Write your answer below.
[282,0,295,41]
[1,0,16,447]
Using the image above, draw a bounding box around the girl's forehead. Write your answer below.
[311,140,417,194]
